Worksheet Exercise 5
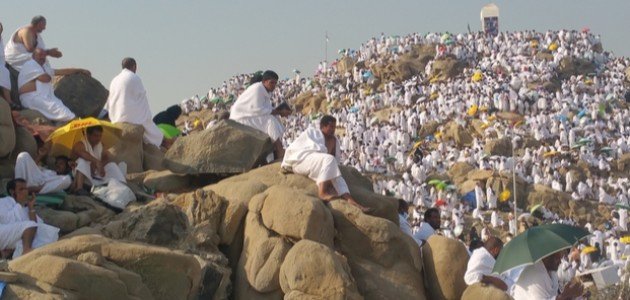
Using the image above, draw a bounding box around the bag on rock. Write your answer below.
[92,179,136,210]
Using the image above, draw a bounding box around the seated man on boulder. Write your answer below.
[72,125,126,194]
[105,57,166,149]
[14,151,72,194]
[17,48,90,122]
[230,70,286,160]
[4,15,62,72]
[0,179,59,258]
[281,115,371,213]
[464,236,510,291]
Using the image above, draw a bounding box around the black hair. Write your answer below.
[398,199,409,214]
[55,155,70,163]
[424,207,439,221]
[31,15,46,26]
[250,71,263,84]
[320,115,337,127]
[275,102,292,112]
[86,125,103,135]
[262,70,279,81]
[7,178,26,196]
[122,57,136,70]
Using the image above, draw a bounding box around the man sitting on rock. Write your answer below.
[0,179,59,258]
[4,15,62,72]
[464,236,510,291]
[230,70,286,160]
[105,57,165,148]
[17,48,90,122]
[72,125,126,194]
[14,151,72,194]
[282,115,371,213]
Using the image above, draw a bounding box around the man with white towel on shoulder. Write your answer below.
[282,115,371,213]
[105,57,164,148]
[230,70,286,160]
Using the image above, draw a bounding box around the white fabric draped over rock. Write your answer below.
[17,59,75,122]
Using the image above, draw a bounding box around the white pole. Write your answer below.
[512,127,518,218]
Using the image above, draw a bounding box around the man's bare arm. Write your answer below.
[20,29,38,52]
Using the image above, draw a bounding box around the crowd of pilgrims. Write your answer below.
[179,29,630,271]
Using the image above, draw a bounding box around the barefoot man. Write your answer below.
[282,115,371,212]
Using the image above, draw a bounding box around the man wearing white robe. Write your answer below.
[412,207,440,245]
[282,115,370,212]
[72,126,126,191]
[14,152,71,194]
[0,179,59,258]
[464,237,509,290]
[230,70,286,160]
[4,15,62,72]
[105,57,163,147]
[512,251,584,300]
[17,49,87,122]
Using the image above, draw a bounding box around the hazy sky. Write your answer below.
[2,1,629,113]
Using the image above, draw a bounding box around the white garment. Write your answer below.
[399,213,413,238]
[412,221,435,243]
[105,69,163,147]
[0,196,59,258]
[464,247,509,286]
[282,127,348,195]
[14,152,71,194]
[17,59,75,122]
[230,82,284,141]
[512,261,559,300]
[75,139,126,186]
[0,38,11,89]
[4,26,46,71]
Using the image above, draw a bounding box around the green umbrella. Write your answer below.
[436,182,448,191]
[427,179,445,186]
[493,224,590,274]
[615,203,630,210]
[157,124,181,139]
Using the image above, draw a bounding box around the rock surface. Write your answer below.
[422,235,469,300]
[53,73,109,118]
[0,100,16,157]
[164,120,273,174]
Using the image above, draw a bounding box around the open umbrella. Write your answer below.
[47,117,121,157]
[543,151,559,158]
[499,190,511,202]
[530,203,543,214]
[493,224,590,273]
[157,124,181,139]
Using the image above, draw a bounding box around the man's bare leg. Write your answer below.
[21,227,37,255]
[318,180,337,201]
[73,172,85,192]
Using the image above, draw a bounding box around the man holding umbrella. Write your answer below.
[512,250,584,299]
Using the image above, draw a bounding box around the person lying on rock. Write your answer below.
[0,178,59,258]
[282,115,372,213]
[230,70,286,161]
[17,48,90,123]
[14,151,72,194]
[72,125,126,195]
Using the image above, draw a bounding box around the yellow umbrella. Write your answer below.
[620,236,630,244]
[47,117,121,157]
[543,151,559,158]
[548,42,558,51]
[467,104,479,116]
[581,246,597,255]
[471,71,483,83]
[499,190,511,202]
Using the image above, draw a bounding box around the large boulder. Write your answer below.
[617,152,630,174]
[291,91,328,115]
[484,137,512,157]
[442,121,473,147]
[143,142,165,171]
[164,120,273,175]
[108,122,145,173]
[329,200,426,299]
[461,283,512,300]
[53,73,108,118]
[279,240,362,300]
[431,57,466,81]
[17,109,53,126]
[448,162,475,185]
[7,235,205,300]
[144,169,191,193]
[557,57,596,80]
[422,235,469,300]
[0,100,15,157]
[9,126,37,164]
[418,120,440,138]
[336,56,356,75]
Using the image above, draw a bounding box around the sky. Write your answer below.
[2,0,629,113]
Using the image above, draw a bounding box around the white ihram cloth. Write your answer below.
[464,247,513,288]
[512,261,560,300]
[14,152,72,194]
[230,82,284,141]
[105,69,163,147]
[0,38,11,89]
[412,221,435,244]
[17,59,76,122]
[0,196,59,258]
[75,139,126,186]
[281,126,349,195]
[4,26,46,71]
